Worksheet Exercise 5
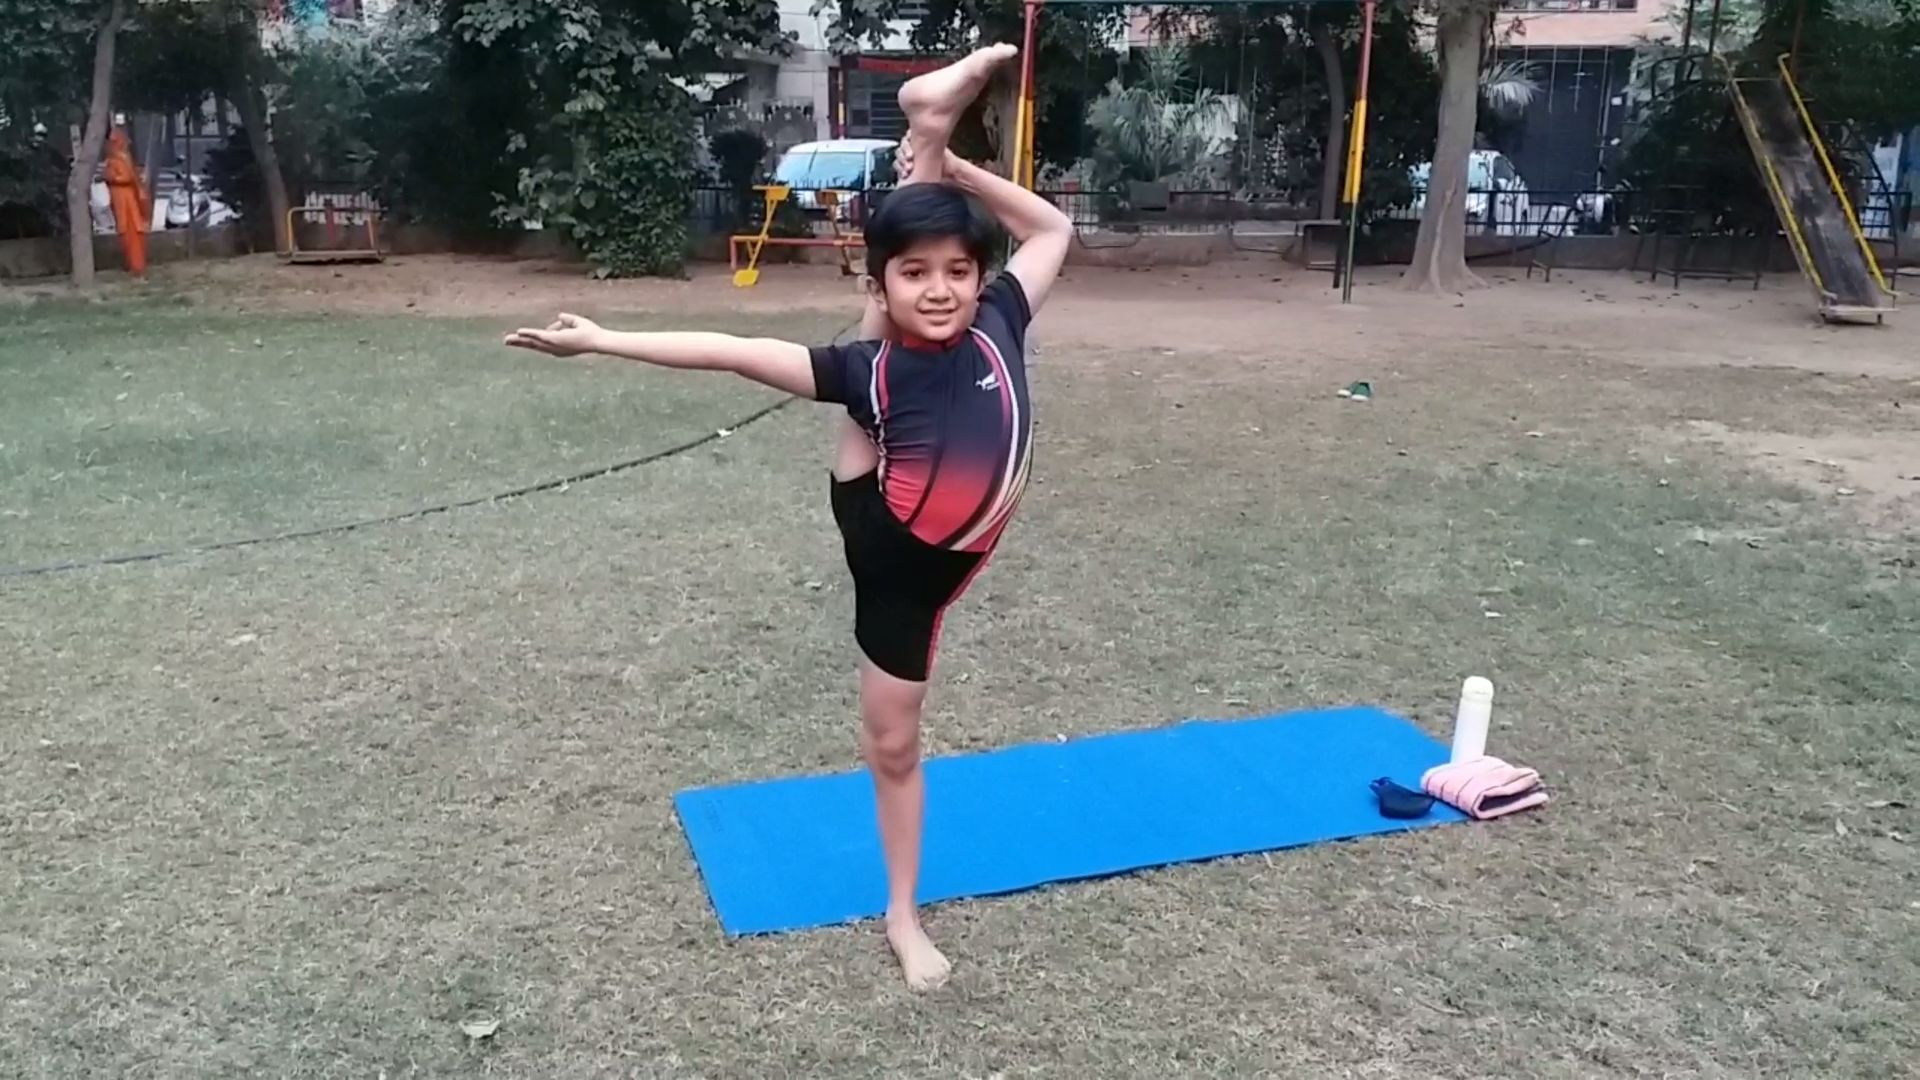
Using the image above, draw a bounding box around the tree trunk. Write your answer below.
[1404,4,1488,293]
[66,0,127,289]
[1313,21,1347,222]
[232,35,292,255]
[985,72,1021,179]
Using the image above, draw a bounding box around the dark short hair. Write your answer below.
[864,183,997,281]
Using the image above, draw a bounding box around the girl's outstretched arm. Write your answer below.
[506,313,818,399]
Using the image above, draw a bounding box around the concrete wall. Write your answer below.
[1066,232,1232,268]
[382,225,574,259]
[0,224,570,281]
[0,226,250,281]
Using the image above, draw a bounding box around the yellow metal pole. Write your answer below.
[1339,0,1377,302]
[1010,88,1029,186]
[1023,94,1038,188]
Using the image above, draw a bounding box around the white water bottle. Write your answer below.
[1450,677,1494,763]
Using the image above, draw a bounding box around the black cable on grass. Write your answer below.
[1,317,860,581]
[0,397,797,580]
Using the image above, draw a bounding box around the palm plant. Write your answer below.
[1479,60,1543,120]
[1084,46,1233,190]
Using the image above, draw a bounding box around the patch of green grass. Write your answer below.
[1,313,1916,1077]
[0,300,848,567]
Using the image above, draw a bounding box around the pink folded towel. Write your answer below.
[1421,756,1549,820]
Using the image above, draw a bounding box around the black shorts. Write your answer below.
[830,470,989,682]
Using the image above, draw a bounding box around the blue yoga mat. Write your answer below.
[674,705,1466,935]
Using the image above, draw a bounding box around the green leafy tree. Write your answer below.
[1752,0,1920,139]
[525,91,699,278]
[1180,4,1435,219]
[1163,6,1335,212]
[1085,46,1231,189]
[252,14,517,230]
[1307,9,1352,218]
[1346,9,1441,218]
[709,128,770,191]
[0,0,125,284]
[0,0,101,240]
[825,0,1124,176]
[117,0,295,254]
[1618,0,1920,235]
[707,127,769,231]
[445,0,787,276]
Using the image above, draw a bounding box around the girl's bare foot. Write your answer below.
[885,911,952,992]
[897,43,1020,142]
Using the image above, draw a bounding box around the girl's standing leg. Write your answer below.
[857,658,949,990]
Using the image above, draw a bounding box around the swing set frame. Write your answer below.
[1009,0,1381,302]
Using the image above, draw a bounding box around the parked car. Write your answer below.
[1408,150,1531,236]
[161,172,235,229]
[770,138,898,223]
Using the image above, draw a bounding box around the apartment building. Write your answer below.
[1490,0,1679,194]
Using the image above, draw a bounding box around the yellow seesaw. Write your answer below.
[730,185,789,288]
[727,185,867,288]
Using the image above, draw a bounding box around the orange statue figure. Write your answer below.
[103,127,150,277]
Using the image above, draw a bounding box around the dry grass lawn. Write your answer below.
[3,257,1917,1078]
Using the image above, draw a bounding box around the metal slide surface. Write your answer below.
[1726,71,1895,321]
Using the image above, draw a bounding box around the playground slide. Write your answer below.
[1725,61,1896,322]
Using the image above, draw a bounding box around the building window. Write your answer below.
[1500,0,1638,10]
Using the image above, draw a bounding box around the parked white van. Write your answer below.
[771,138,898,216]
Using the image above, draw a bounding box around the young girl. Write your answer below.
[507,46,1071,990]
